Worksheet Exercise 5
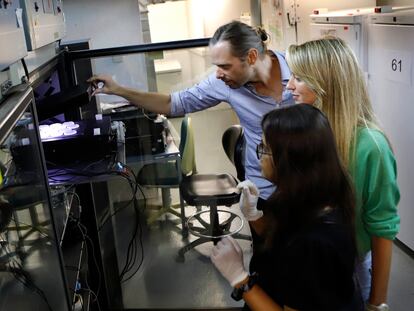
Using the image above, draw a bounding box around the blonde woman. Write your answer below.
[286,37,400,311]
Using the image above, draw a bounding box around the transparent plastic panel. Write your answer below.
[77,44,247,309]
[0,98,70,310]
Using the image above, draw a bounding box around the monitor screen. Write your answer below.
[34,70,64,122]
[34,69,90,122]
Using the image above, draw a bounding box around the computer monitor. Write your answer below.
[34,70,64,122]
[34,69,90,122]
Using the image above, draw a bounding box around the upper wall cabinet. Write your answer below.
[0,1,28,71]
[20,0,66,50]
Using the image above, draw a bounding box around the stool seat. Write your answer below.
[180,173,240,206]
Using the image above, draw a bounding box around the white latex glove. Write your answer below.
[211,236,249,287]
[237,180,263,221]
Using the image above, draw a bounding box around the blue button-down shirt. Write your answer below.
[170,51,294,199]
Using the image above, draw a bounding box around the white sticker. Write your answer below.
[21,138,30,146]
[385,49,412,86]
[16,8,24,28]
[93,128,101,136]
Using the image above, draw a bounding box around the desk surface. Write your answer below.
[47,127,179,186]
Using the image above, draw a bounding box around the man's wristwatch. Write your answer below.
[231,273,258,301]
[366,303,390,311]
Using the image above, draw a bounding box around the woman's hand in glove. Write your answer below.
[237,180,263,221]
[211,236,249,287]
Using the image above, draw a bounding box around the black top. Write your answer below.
[246,209,362,311]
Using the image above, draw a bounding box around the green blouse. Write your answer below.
[349,127,400,256]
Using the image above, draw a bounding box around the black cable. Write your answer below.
[48,163,131,232]
[118,197,139,279]
[81,288,102,311]
[65,217,102,310]
[97,171,138,230]
[51,160,146,284]
[78,157,110,172]
[66,191,81,209]
[118,168,139,280]
[47,159,116,178]
[48,167,122,183]
[96,162,141,228]
[120,198,145,283]
[119,199,139,281]
[76,221,102,301]
[118,165,146,282]
[60,192,93,307]
[21,58,29,83]
[120,201,142,283]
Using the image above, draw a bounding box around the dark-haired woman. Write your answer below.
[211,104,362,311]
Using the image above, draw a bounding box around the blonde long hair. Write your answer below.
[286,37,379,167]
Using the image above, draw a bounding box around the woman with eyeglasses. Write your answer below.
[211,104,362,311]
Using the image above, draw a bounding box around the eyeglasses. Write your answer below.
[256,142,272,160]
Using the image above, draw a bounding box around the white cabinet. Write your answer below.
[310,22,361,61]
[310,7,374,72]
[368,10,414,250]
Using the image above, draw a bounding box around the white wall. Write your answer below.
[261,0,286,51]
[195,0,250,36]
[148,1,191,92]
[63,0,148,102]
[147,0,251,92]
[64,0,143,48]
[148,1,189,42]
[186,0,206,39]
[148,0,250,41]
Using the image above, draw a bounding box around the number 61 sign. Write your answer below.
[384,49,412,85]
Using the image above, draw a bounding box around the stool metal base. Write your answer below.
[186,209,243,239]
